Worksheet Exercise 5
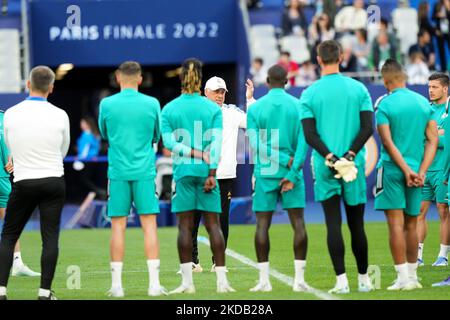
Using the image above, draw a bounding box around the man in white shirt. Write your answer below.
[334,0,367,34]
[190,77,255,272]
[0,66,70,300]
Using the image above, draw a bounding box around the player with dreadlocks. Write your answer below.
[161,58,235,294]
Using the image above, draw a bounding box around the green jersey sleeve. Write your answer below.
[299,87,315,120]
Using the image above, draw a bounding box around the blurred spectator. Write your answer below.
[74,116,106,199]
[278,51,299,86]
[77,116,100,161]
[309,13,336,64]
[432,0,450,71]
[378,18,398,49]
[369,31,401,71]
[250,57,267,87]
[282,0,308,36]
[409,29,436,70]
[418,1,436,38]
[334,0,367,34]
[406,52,431,85]
[340,46,358,73]
[296,60,317,86]
[353,28,370,71]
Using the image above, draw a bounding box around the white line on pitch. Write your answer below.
[197,236,339,300]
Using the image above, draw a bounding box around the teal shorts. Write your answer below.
[0,177,11,208]
[422,170,447,203]
[374,162,422,216]
[171,176,221,213]
[311,160,366,205]
[252,177,305,212]
[107,179,160,217]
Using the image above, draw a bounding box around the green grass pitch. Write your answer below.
[5,221,450,300]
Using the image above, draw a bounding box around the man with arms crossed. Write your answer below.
[99,61,166,298]
[375,59,438,291]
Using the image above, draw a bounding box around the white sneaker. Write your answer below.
[217,282,236,293]
[328,284,350,294]
[12,264,41,277]
[358,280,374,293]
[107,287,124,298]
[169,284,196,294]
[293,282,312,292]
[387,279,409,291]
[148,286,169,297]
[249,281,272,292]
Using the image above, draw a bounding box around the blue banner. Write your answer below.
[29,0,240,66]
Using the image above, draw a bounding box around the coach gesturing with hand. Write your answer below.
[0,66,70,300]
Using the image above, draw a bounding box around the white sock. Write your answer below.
[438,244,450,258]
[358,273,370,284]
[13,252,23,267]
[0,286,6,296]
[294,260,306,284]
[418,243,424,260]
[110,262,123,289]
[147,259,161,288]
[395,263,409,283]
[38,288,51,297]
[180,262,193,287]
[215,266,228,285]
[336,273,348,288]
[258,262,270,284]
[407,262,418,280]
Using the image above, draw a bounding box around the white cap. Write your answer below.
[205,76,228,92]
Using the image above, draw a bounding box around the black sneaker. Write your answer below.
[38,291,57,300]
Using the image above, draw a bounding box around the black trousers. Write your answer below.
[0,177,65,290]
[192,178,234,264]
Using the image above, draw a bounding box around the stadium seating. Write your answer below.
[0,29,21,93]
[280,35,311,64]
[250,24,280,66]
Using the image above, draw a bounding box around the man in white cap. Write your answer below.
[189,77,255,272]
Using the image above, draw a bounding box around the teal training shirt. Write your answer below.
[247,88,308,183]
[299,73,373,166]
[428,102,447,171]
[376,88,434,172]
[0,112,10,178]
[161,93,222,182]
[98,88,161,180]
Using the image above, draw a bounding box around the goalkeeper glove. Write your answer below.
[333,157,358,183]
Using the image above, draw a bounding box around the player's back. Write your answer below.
[99,89,160,180]
[248,88,303,177]
[377,88,433,170]
[161,93,222,180]
[162,93,221,151]
[300,73,373,163]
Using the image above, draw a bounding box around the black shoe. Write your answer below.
[38,291,57,300]
[0,295,6,300]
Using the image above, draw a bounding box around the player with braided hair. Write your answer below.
[161,58,235,294]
